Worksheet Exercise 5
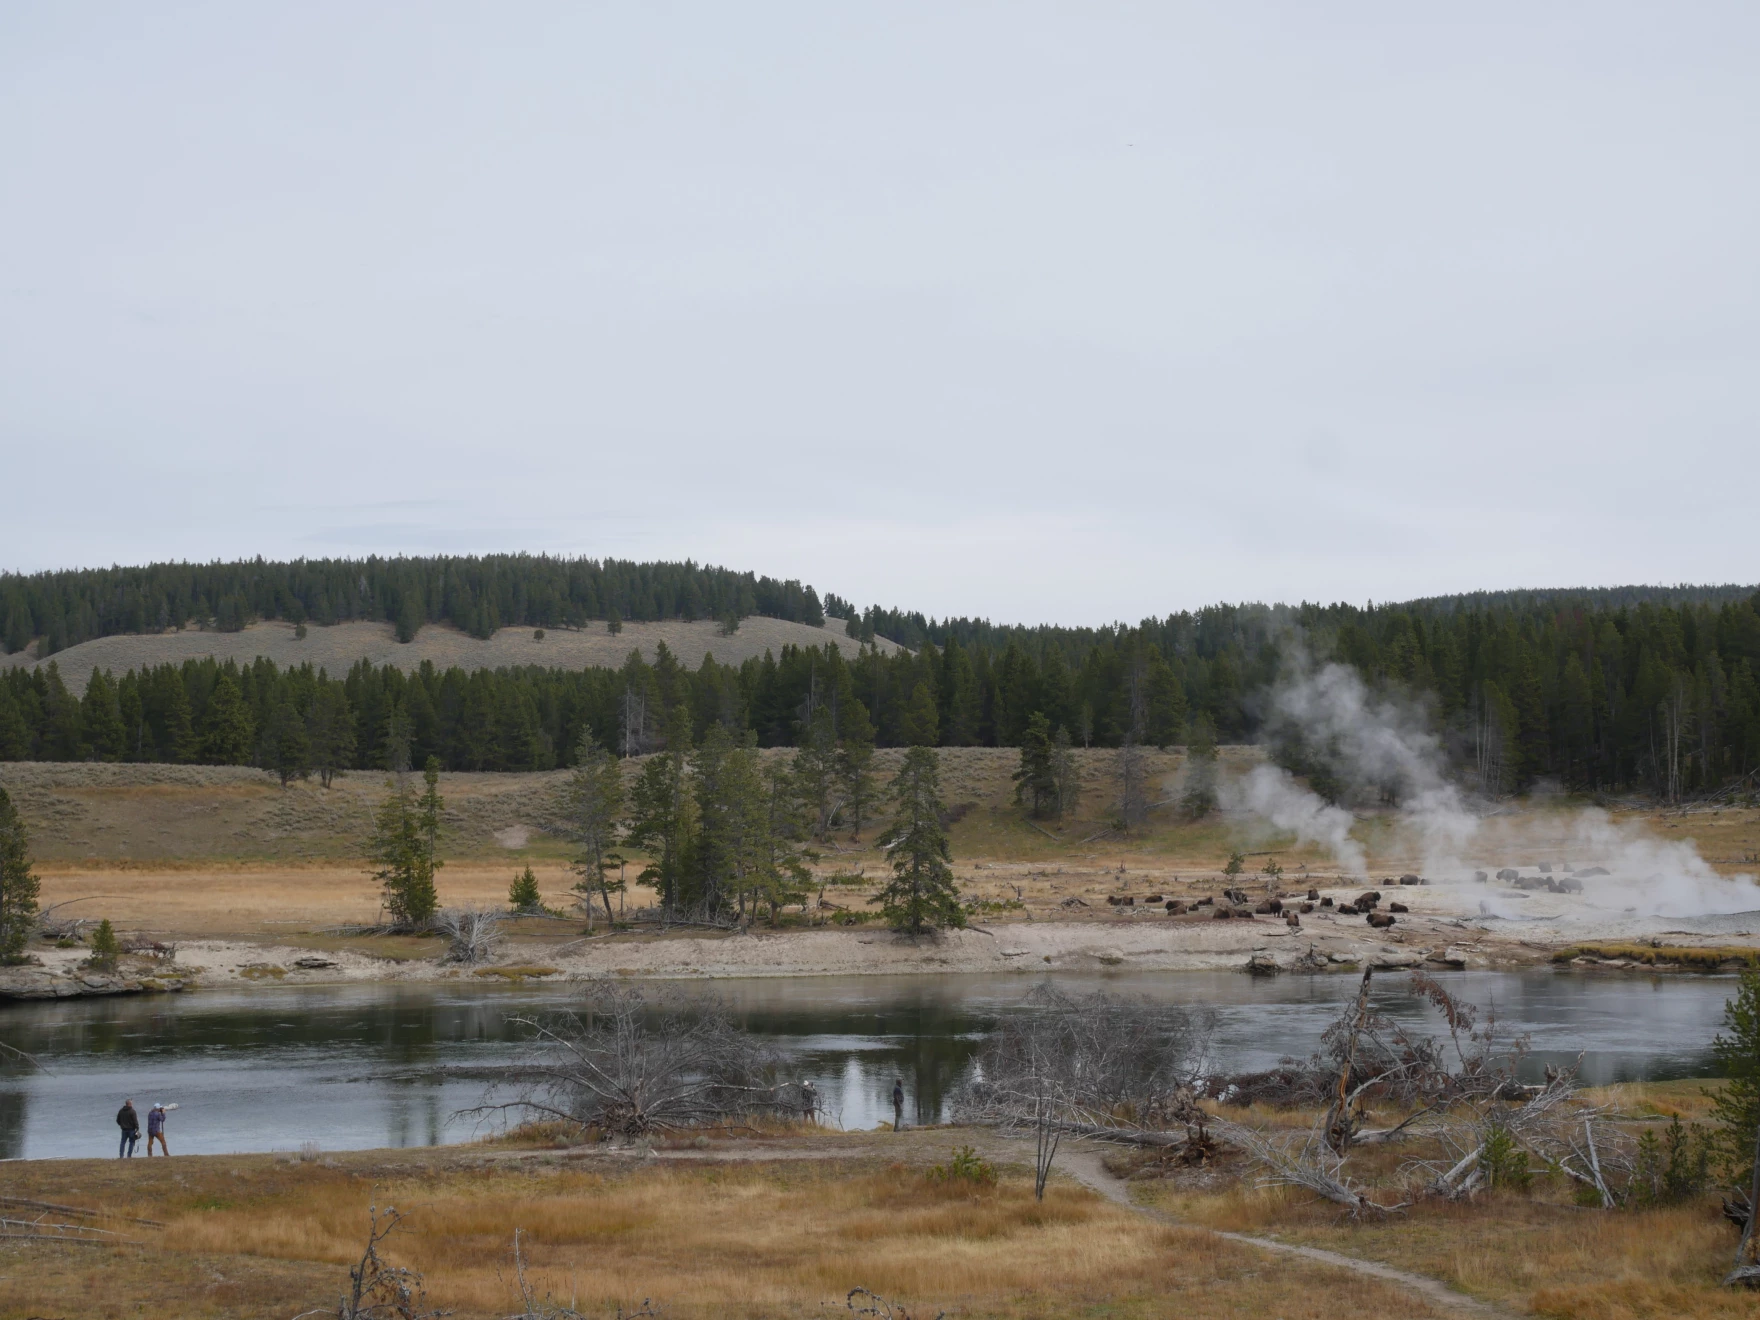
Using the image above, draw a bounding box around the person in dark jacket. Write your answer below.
[892,1079,905,1132]
[116,1099,140,1158]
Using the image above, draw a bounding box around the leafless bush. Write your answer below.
[292,1203,447,1320]
[955,987,1216,1197]
[434,906,504,965]
[472,981,818,1137]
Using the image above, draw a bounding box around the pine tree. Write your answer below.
[0,684,30,761]
[1013,712,1057,817]
[306,684,356,788]
[1181,713,1219,818]
[162,674,199,764]
[367,758,442,926]
[259,695,312,786]
[901,682,939,748]
[754,758,815,925]
[1050,724,1080,822]
[792,707,840,841]
[0,786,41,962]
[624,715,692,913]
[691,724,768,919]
[1711,967,1760,1184]
[872,746,964,934]
[567,729,625,927]
[81,668,126,761]
[86,917,120,970]
[508,865,543,913]
[201,671,255,764]
[413,756,444,919]
[837,700,877,841]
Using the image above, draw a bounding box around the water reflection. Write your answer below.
[0,970,1737,1160]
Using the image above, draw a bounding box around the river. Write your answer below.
[0,969,1738,1160]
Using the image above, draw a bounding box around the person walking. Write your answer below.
[116,1098,140,1158]
[891,1078,905,1132]
[146,1103,170,1156]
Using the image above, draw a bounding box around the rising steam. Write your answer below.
[1219,655,1760,921]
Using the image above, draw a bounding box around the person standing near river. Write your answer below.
[892,1079,905,1131]
[116,1098,140,1157]
[146,1103,169,1156]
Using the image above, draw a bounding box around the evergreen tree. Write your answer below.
[1711,967,1760,1184]
[0,786,40,962]
[872,746,964,934]
[1181,712,1219,817]
[837,699,878,841]
[624,715,693,913]
[900,681,939,748]
[567,729,625,927]
[258,695,312,786]
[1050,724,1080,822]
[0,684,30,761]
[201,671,255,764]
[367,758,442,926]
[86,917,120,970]
[307,684,356,788]
[792,707,840,842]
[509,865,543,913]
[81,668,126,761]
[754,757,816,925]
[162,673,199,764]
[414,756,444,918]
[691,724,767,919]
[1013,711,1057,817]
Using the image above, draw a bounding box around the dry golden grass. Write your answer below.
[1138,1132,1750,1319]
[0,1144,1450,1320]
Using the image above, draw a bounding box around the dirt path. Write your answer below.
[1044,1141,1517,1319]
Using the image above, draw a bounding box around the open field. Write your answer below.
[0,616,903,695]
[0,1127,1454,1320]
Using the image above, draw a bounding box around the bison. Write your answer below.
[1388,901,1409,913]
[1366,911,1396,929]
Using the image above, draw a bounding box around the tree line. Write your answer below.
[0,554,826,656]
[2,590,1758,800]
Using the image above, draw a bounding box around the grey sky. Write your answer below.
[3,3,1756,625]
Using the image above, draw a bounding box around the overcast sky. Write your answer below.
[3,3,1756,625]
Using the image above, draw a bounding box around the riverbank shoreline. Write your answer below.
[15,908,1760,999]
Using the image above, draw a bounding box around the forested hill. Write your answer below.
[0,556,824,656]
[2,585,1758,802]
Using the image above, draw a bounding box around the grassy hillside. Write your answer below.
[0,746,1262,866]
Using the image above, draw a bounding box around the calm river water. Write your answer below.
[0,969,1739,1161]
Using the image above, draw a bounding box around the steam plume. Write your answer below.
[1222,655,1760,921]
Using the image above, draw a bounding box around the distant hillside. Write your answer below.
[0,554,827,657]
[0,616,900,696]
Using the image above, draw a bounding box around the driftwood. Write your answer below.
[1214,1115,1407,1217]
[0,1194,163,1227]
